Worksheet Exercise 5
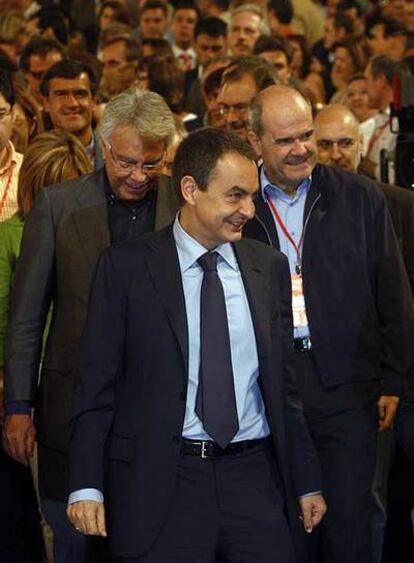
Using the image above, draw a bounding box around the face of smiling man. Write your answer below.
[103,125,166,204]
[248,85,316,196]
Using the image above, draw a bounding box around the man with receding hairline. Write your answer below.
[245,84,414,563]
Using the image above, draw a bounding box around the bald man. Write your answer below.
[244,85,414,563]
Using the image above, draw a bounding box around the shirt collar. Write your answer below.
[173,213,238,273]
[260,166,311,204]
[0,141,19,174]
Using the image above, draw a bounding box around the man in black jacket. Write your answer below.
[246,85,414,563]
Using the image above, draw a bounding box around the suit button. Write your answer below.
[172,435,181,444]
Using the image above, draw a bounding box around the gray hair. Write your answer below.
[98,88,176,146]
[230,3,269,35]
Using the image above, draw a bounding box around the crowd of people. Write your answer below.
[0,0,414,562]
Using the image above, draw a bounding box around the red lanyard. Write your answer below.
[265,193,305,274]
[366,118,390,157]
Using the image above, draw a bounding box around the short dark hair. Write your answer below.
[194,16,227,39]
[140,0,169,19]
[173,0,199,18]
[252,35,293,65]
[101,35,142,63]
[222,56,280,91]
[36,7,70,45]
[370,55,400,86]
[0,69,14,106]
[337,0,363,19]
[40,59,98,97]
[172,127,257,206]
[267,0,293,24]
[20,37,66,72]
[333,12,354,35]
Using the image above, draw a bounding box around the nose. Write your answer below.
[67,92,79,106]
[330,143,342,161]
[291,138,308,155]
[129,166,148,182]
[240,196,255,219]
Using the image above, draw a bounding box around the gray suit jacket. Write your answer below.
[4,168,178,458]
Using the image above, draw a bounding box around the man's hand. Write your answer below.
[67,501,107,536]
[377,395,399,432]
[2,414,36,465]
[299,494,327,533]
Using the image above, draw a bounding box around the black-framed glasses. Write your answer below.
[108,144,165,174]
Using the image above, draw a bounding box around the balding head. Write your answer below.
[314,104,362,172]
[248,85,316,195]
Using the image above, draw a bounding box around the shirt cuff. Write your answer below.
[4,400,31,415]
[299,490,322,498]
[68,488,104,505]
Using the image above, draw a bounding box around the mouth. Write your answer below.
[226,218,247,231]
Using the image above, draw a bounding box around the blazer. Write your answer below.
[4,169,179,456]
[68,227,322,558]
[243,164,414,394]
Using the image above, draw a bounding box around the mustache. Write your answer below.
[284,151,314,165]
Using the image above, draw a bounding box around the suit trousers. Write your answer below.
[114,441,295,563]
[294,351,378,563]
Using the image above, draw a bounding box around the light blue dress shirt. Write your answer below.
[261,167,311,339]
[68,215,269,505]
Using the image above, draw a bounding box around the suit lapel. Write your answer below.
[154,175,179,231]
[144,228,189,378]
[71,170,110,267]
[233,241,271,363]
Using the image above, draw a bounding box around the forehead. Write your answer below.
[209,152,258,190]
[29,50,62,71]
[109,125,164,155]
[219,75,257,104]
[348,78,367,92]
[315,116,358,139]
[260,50,288,66]
[261,96,313,135]
[173,8,197,21]
[231,11,260,30]
[48,73,92,94]
[102,40,126,60]
[141,8,166,20]
[196,33,226,46]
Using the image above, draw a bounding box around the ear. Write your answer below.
[42,95,50,113]
[180,175,198,206]
[247,130,262,157]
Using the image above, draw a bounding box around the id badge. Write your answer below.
[291,273,308,328]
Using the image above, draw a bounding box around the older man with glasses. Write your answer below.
[3,88,178,563]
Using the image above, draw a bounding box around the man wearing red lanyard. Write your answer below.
[245,84,414,563]
[0,71,22,223]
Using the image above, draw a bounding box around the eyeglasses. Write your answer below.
[316,138,356,150]
[0,106,12,122]
[218,103,250,117]
[108,144,165,174]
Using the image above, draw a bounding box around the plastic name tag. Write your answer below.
[291,273,308,328]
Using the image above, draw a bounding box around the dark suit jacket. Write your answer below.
[4,168,178,498]
[68,227,322,558]
[244,164,414,394]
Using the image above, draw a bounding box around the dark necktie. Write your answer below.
[195,251,239,448]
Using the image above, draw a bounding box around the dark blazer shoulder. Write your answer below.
[44,169,106,209]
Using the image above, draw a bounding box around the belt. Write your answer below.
[180,437,269,459]
[293,336,312,352]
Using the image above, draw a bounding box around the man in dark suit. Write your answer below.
[245,85,414,563]
[314,102,414,563]
[2,89,178,562]
[67,127,326,562]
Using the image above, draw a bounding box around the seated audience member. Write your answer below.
[336,0,365,35]
[0,10,28,67]
[170,0,199,71]
[99,35,141,75]
[11,85,44,155]
[141,37,174,58]
[19,37,66,106]
[98,1,131,32]
[217,56,279,139]
[344,73,377,123]
[201,56,233,127]
[253,35,293,83]
[137,0,170,41]
[40,59,103,169]
[146,55,203,131]
[330,35,371,101]
[0,131,91,563]
[266,0,294,37]
[0,70,22,222]
[185,16,228,116]
[368,19,409,61]
[228,4,267,58]
[98,21,133,49]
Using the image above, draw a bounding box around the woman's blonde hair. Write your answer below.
[17,130,92,219]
